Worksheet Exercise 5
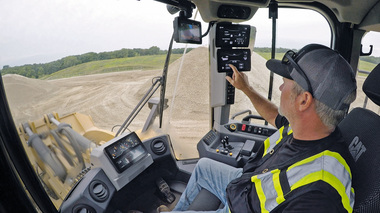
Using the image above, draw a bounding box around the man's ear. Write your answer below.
[297,91,313,112]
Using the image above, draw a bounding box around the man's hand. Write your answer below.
[225,64,279,127]
[225,64,250,92]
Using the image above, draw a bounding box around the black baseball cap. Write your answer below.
[266,44,357,110]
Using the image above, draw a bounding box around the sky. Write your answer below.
[0,0,379,68]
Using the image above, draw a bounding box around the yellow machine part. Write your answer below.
[18,112,115,208]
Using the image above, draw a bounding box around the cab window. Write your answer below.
[354,31,380,114]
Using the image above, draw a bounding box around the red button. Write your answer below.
[242,124,246,131]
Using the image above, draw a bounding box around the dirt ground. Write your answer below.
[2,47,377,159]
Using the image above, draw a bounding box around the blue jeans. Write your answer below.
[168,158,243,213]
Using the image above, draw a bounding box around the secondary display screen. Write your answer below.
[104,132,148,173]
[216,23,250,47]
[217,49,251,72]
[174,17,202,44]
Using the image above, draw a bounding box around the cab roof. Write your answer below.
[185,0,380,32]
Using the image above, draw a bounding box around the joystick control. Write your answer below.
[223,136,233,150]
[217,136,234,155]
[221,138,227,148]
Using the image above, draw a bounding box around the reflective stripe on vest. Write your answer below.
[263,125,293,157]
[251,150,354,213]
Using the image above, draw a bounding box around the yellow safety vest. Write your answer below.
[255,126,355,213]
[227,125,355,213]
[262,125,293,158]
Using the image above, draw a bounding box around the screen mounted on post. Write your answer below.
[174,17,202,44]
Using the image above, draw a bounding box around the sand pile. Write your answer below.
[2,47,376,159]
[4,74,59,106]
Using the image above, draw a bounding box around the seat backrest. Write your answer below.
[338,64,380,212]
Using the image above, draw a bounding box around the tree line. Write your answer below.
[1,46,193,79]
[360,55,380,64]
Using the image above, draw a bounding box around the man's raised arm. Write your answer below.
[226,64,279,127]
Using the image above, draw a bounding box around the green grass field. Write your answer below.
[42,54,182,80]
[358,60,377,72]
[255,52,283,61]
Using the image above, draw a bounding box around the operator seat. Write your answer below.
[338,63,380,212]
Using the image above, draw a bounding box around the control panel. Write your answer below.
[216,23,250,47]
[198,130,244,167]
[226,72,235,104]
[197,122,276,167]
[217,49,251,72]
[209,22,256,125]
[215,22,252,105]
[91,132,153,190]
[197,129,262,167]
[225,123,276,137]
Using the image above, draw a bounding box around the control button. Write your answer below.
[229,123,237,131]
[229,152,233,156]
[242,124,246,131]
[216,149,220,153]
[220,149,229,155]
[263,129,269,135]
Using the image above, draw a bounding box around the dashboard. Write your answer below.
[59,126,275,212]
[104,132,149,173]
[60,132,173,213]
[91,132,153,191]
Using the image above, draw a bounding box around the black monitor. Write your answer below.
[217,49,251,72]
[173,17,202,44]
[216,23,250,48]
[104,132,149,173]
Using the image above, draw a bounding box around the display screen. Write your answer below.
[174,17,202,44]
[216,23,250,47]
[104,132,148,173]
[217,49,251,72]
